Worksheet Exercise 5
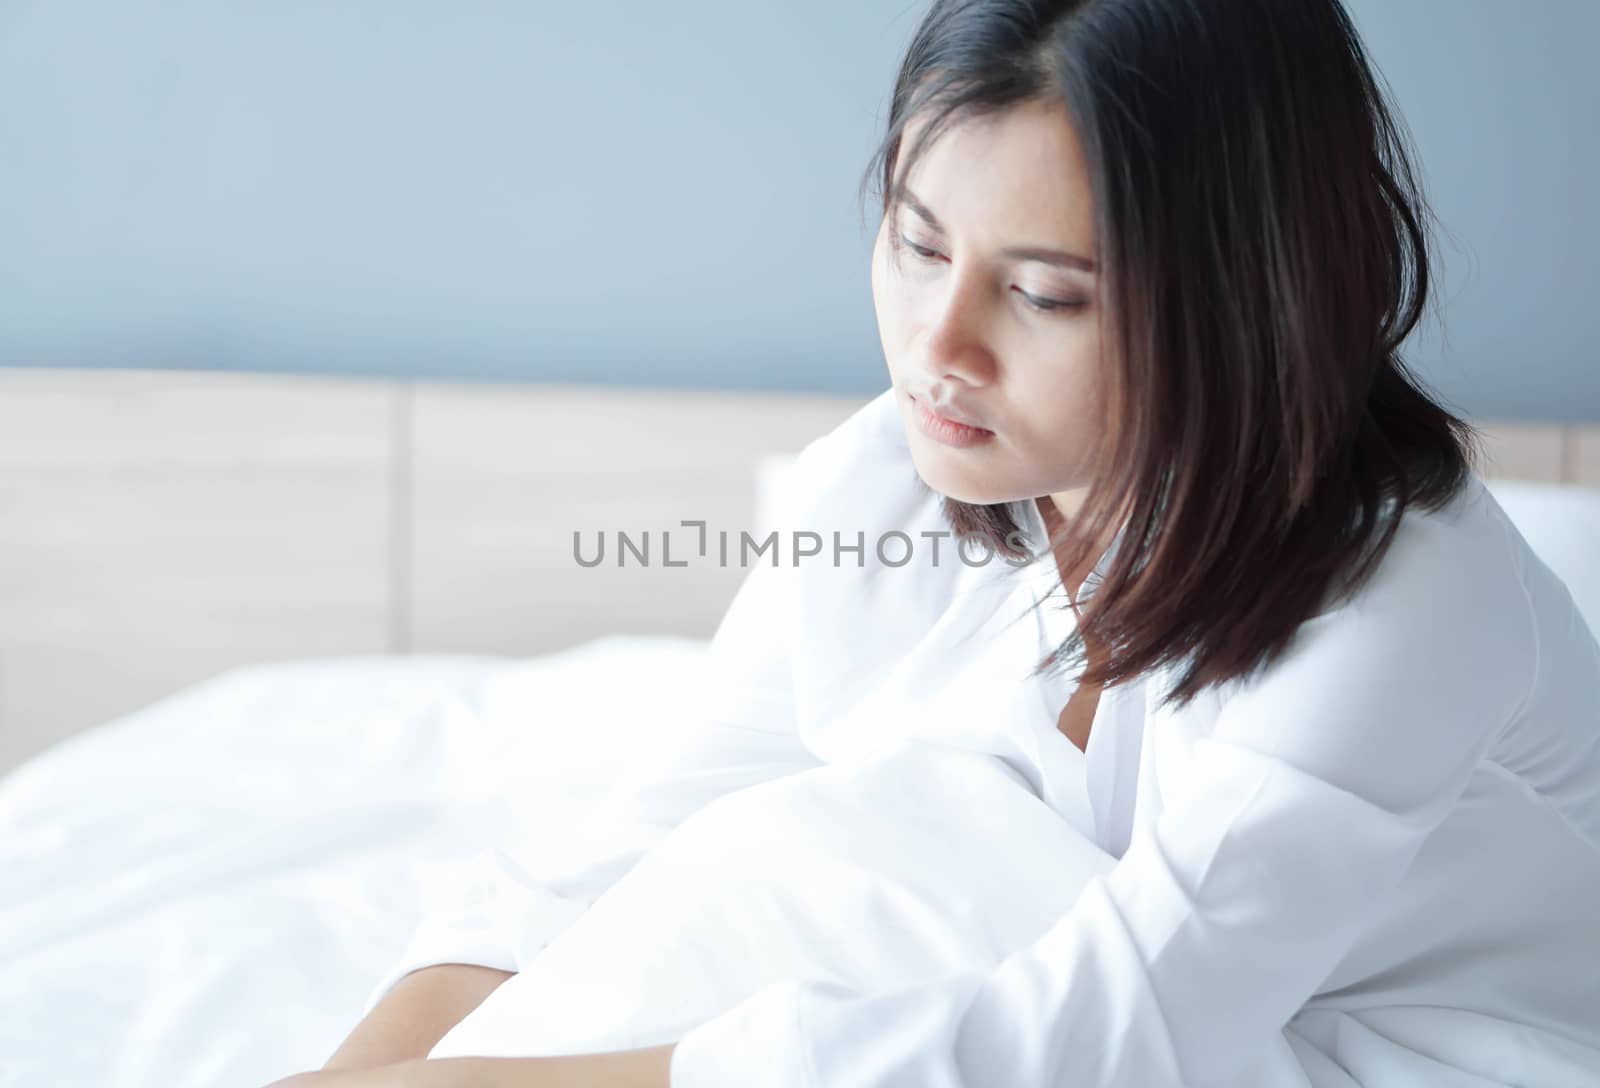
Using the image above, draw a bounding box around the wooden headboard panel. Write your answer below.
[1,366,1596,775]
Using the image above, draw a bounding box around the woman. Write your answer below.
[275,0,1600,1084]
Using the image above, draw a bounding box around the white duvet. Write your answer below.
[0,636,713,1088]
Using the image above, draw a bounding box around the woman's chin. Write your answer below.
[908,457,1011,506]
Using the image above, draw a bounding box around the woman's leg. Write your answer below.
[428,742,1116,1058]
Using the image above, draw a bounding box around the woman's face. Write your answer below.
[872,96,1109,512]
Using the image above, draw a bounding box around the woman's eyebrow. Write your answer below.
[895,183,1098,274]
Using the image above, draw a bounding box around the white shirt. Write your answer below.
[366,388,1600,1086]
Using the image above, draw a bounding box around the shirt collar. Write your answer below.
[1009,495,1131,608]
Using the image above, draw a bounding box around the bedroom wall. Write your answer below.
[1340,0,1598,422]
[0,1,1595,419]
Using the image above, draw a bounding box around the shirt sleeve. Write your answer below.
[669,509,1541,1087]
[360,478,820,1019]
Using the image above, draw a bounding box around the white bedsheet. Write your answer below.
[0,635,710,1088]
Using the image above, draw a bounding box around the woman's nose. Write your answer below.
[920,271,999,387]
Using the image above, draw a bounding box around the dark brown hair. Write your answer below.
[858,0,1484,710]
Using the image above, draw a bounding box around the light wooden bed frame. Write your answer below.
[2,366,1597,775]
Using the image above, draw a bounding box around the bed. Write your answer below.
[1,372,1596,1088]
[0,635,731,1087]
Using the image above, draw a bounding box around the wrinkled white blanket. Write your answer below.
[0,636,709,1088]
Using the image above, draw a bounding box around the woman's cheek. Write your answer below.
[873,279,913,358]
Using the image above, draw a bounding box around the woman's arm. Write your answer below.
[341,449,825,1042]
[321,964,514,1072]
[397,1047,677,1088]
[266,1045,677,1088]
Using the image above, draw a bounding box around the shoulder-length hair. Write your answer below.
[859,0,1484,710]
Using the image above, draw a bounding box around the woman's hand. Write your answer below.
[259,1065,408,1088]
[261,1046,676,1088]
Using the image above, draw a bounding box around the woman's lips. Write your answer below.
[909,393,996,449]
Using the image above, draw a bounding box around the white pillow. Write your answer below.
[752,452,802,540]
[1483,479,1600,636]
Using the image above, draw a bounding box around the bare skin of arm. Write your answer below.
[320,964,515,1072]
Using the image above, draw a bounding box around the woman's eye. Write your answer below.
[894,233,1084,315]
[1014,287,1085,313]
